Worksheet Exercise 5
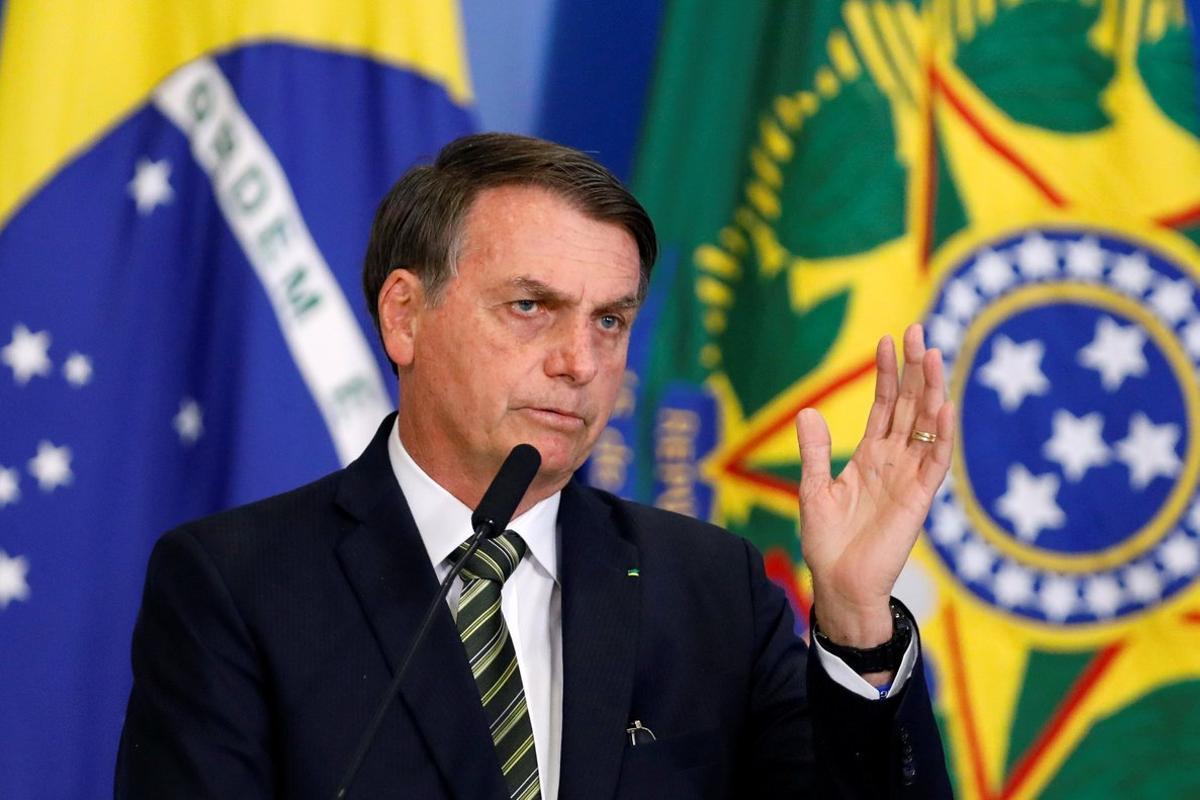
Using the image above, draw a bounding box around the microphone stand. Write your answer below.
[332,522,492,799]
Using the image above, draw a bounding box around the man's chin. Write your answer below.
[517,438,584,485]
[495,420,594,482]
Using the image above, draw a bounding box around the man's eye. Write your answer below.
[512,299,538,314]
[598,314,624,331]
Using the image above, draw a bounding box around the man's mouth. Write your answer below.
[522,407,586,430]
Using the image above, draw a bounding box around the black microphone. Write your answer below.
[471,443,542,536]
[333,444,541,799]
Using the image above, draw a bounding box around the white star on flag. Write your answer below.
[956,540,994,581]
[1064,236,1105,280]
[1123,563,1162,603]
[944,279,981,320]
[973,249,1016,296]
[0,549,31,609]
[1,323,52,385]
[1077,316,1148,391]
[1184,318,1200,359]
[1115,412,1181,490]
[1042,409,1110,482]
[928,315,963,355]
[977,335,1050,412]
[62,352,93,387]
[0,466,20,507]
[1111,251,1154,295]
[931,502,969,545]
[1039,574,1079,622]
[1146,277,1195,325]
[174,398,204,444]
[993,563,1035,607]
[28,440,73,492]
[1015,233,1058,279]
[995,463,1065,542]
[128,156,175,215]
[1160,534,1199,578]
[1083,575,1122,617]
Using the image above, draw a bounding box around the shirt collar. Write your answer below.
[386,417,560,582]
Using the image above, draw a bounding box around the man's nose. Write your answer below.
[544,320,599,384]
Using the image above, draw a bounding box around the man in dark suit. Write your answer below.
[116,133,956,798]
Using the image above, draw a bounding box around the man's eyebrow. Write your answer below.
[508,276,567,302]
[596,295,642,314]
[507,276,642,312]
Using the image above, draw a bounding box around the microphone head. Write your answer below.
[470,444,542,537]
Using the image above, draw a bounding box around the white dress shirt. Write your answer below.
[389,424,564,798]
[387,420,916,798]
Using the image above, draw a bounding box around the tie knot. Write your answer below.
[452,531,527,584]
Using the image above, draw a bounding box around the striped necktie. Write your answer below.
[451,532,542,800]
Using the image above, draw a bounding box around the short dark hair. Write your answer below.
[362,132,657,364]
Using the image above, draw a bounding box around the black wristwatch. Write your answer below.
[811,597,914,674]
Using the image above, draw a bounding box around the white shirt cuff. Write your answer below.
[812,632,918,701]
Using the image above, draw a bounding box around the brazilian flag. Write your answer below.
[605,0,1200,796]
[0,2,473,795]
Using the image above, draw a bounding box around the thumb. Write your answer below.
[796,408,833,493]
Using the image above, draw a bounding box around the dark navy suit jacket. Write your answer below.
[115,416,952,798]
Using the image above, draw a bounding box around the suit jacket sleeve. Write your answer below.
[115,527,275,799]
[736,538,953,798]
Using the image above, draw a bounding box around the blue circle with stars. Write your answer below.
[923,227,1200,625]
[962,301,1187,554]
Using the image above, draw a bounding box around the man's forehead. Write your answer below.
[466,183,577,220]
[461,185,636,251]
[456,185,642,294]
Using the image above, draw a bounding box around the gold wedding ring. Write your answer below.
[910,430,938,444]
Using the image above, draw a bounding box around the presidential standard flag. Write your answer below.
[0,3,474,796]
[595,0,1200,796]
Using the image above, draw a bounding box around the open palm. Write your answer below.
[797,324,955,645]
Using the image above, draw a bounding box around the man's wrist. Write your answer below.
[812,598,913,676]
[809,586,894,648]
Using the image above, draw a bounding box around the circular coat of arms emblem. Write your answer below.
[926,227,1200,626]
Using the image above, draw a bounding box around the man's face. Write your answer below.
[395,184,642,495]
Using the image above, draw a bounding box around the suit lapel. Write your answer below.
[333,415,508,800]
[557,482,641,800]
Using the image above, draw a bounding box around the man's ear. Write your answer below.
[377,269,425,368]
